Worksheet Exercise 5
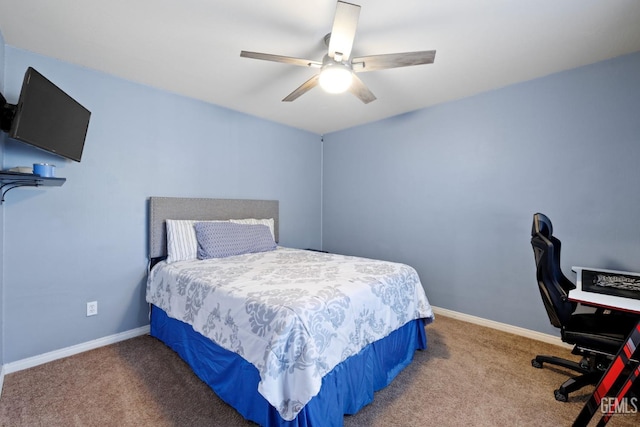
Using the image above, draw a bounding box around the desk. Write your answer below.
[569,267,640,427]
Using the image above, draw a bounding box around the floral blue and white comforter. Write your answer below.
[146,247,433,421]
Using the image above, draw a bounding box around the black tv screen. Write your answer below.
[9,67,91,162]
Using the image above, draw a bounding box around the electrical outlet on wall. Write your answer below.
[86,301,98,317]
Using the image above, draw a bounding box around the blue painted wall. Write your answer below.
[1,47,321,363]
[2,35,638,363]
[323,52,640,335]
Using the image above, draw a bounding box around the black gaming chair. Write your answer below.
[530,213,639,402]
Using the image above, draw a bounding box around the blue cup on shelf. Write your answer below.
[33,163,55,177]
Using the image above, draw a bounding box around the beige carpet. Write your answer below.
[1,314,638,426]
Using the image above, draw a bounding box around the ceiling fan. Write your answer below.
[240,1,436,104]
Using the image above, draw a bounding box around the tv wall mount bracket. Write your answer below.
[0,92,17,132]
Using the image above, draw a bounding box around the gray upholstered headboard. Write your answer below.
[148,197,279,260]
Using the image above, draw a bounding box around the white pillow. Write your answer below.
[166,219,224,263]
[230,218,275,241]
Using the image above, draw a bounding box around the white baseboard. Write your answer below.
[0,309,568,397]
[3,325,150,376]
[431,306,573,349]
[0,364,5,398]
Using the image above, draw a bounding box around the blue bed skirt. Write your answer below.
[150,305,428,427]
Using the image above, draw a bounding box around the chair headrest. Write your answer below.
[532,213,553,238]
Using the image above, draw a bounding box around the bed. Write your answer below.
[146,197,434,426]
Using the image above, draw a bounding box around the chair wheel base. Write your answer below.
[554,389,568,402]
[531,359,543,369]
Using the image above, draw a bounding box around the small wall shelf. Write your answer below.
[0,172,66,203]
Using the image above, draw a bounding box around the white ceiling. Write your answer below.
[1,0,639,135]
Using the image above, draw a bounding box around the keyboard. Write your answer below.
[582,269,640,300]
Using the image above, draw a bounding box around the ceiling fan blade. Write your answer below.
[240,51,322,68]
[282,74,320,102]
[352,50,436,72]
[328,1,361,61]
[348,74,376,104]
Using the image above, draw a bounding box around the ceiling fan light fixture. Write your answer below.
[319,62,353,94]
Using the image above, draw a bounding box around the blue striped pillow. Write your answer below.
[166,219,227,263]
[194,222,276,259]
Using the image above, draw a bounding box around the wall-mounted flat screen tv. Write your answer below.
[9,67,91,162]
